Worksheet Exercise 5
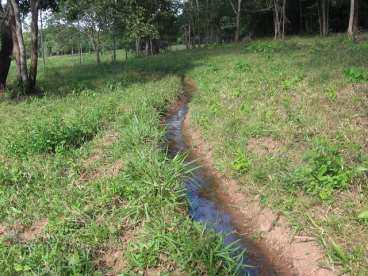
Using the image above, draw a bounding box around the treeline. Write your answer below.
[182,0,367,45]
[0,0,367,95]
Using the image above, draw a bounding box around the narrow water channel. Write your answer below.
[165,80,279,276]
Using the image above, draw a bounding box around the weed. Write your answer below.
[324,87,337,101]
[344,67,368,83]
[282,75,303,91]
[286,142,352,200]
[232,151,251,175]
[234,61,251,73]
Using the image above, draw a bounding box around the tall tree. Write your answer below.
[29,0,41,90]
[348,0,355,38]
[10,0,29,88]
[273,0,287,40]
[228,0,243,42]
[318,0,329,36]
[0,3,13,94]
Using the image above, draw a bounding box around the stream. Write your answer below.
[165,82,279,276]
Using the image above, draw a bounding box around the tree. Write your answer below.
[347,0,355,38]
[273,0,287,40]
[318,0,329,36]
[10,0,29,89]
[29,0,41,89]
[0,3,13,94]
[228,0,243,42]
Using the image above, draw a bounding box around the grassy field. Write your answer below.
[1,35,368,275]
[182,35,368,274]
[0,52,240,274]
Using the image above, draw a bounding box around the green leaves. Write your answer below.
[358,210,368,221]
[231,151,250,175]
[286,142,354,200]
[344,67,368,83]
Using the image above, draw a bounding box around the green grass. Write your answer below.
[0,51,241,275]
[2,35,368,275]
[183,35,368,275]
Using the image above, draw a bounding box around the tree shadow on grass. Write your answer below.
[37,46,239,98]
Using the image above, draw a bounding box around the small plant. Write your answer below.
[282,75,303,91]
[325,87,337,101]
[234,61,251,73]
[207,63,220,72]
[344,67,368,83]
[286,142,353,200]
[232,89,241,97]
[232,151,251,175]
[240,102,251,114]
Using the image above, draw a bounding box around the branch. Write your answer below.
[227,0,237,15]
[244,7,273,13]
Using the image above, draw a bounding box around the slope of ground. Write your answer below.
[183,36,368,274]
[0,56,240,274]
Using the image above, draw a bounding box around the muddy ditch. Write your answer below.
[164,77,337,276]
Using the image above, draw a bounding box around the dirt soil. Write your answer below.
[182,78,337,276]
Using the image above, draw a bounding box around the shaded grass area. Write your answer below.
[184,35,368,274]
[0,51,241,274]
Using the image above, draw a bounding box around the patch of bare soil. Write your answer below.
[96,227,138,275]
[79,159,124,184]
[0,224,6,237]
[14,219,48,243]
[96,249,126,276]
[247,137,281,156]
[183,105,336,275]
[77,130,124,185]
[353,115,368,128]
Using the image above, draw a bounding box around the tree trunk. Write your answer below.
[11,27,21,80]
[235,12,240,42]
[0,28,13,94]
[29,0,40,91]
[78,17,82,64]
[145,40,149,56]
[188,24,192,48]
[0,5,13,94]
[273,0,286,40]
[231,0,242,42]
[353,0,359,33]
[299,0,303,33]
[135,38,140,56]
[40,9,46,68]
[195,0,200,47]
[274,0,281,39]
[97,31,101,64]
[348,0,355,38]
[10,0,28,88]
[282,0,286,40]
[319,0,329,36]
[112,31,117,62]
